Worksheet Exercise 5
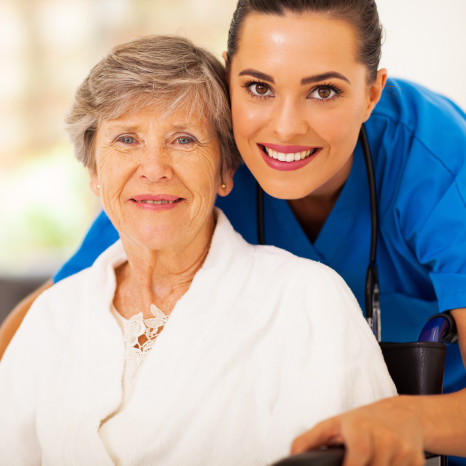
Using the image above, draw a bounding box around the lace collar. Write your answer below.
[112,304,168,361]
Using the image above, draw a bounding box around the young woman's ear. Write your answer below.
[363,68,388,122]
[88,168,100,197]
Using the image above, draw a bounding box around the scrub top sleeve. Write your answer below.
[422,180,466,311]
[53,211,119,283]
[397,142,466,312]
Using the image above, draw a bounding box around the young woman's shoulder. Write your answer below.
[368,78,465,162]
[366,78,465,214]
[373,78,464,127]
[365,79,466,295]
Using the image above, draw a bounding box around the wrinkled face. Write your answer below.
[227,12,385,200]
[89,103,232,254]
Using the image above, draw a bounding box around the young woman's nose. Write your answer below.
[270,98,309,141]
[139,146,173,182]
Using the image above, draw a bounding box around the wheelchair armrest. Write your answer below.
[272,446,345,466]
[271,447,444,466]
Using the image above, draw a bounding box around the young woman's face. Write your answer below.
[227,12,386,200]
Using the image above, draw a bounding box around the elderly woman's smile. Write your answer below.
[89,104,231,255]
[129,194,182,209]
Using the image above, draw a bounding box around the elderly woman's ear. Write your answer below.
[88,169,100,197]
[218,169,234,197]
[222,51,228,69]
[222,51,230,83]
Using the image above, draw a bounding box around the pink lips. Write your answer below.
[130,194,183,211]
[259,143,321,171]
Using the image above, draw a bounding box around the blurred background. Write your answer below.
[0,0,465,317]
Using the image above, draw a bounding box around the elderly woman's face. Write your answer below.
[89,103,232,253]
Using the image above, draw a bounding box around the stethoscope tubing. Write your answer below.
[256,126,457,344]
[256,125,382,339]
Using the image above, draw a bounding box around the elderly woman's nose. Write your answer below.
[271,99,309,141]
[138,147,173,182]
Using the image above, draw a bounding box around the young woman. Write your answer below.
[1,0,465,463]
[219,1,466,463]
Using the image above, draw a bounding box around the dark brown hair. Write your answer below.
[227,0,383,83]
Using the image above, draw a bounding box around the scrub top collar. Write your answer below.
[265,140,371,265]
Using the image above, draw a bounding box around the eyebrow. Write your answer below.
[102,120,140,129]
[301,72,351,85]
[102,122,208,136]
[238,69,350,85]
[238,69,275,83]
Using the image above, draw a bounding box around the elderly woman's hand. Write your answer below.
[290,396,427,466]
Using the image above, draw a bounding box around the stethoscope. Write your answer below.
[256,125,382,341]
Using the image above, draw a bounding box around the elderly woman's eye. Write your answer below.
[116,135,137,144]
[176,136,195,145]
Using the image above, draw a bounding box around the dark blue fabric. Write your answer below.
[54,78,466,438]
[53,211,119,283]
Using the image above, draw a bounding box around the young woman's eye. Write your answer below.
[116,135,137,145]
[308,85,342,101]
[243,81,274,98]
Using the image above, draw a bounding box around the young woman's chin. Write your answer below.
[257,177,316,200]
[248,156,353,200]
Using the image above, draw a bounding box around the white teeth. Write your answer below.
[139,199,177,205]
[264,147,314,162]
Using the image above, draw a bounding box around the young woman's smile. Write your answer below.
[259,143,322,171]
[227,12,385,200]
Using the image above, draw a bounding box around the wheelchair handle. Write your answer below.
[418,311,458,343]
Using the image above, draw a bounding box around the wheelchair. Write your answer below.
[272,311,458,466]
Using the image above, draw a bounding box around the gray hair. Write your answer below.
[66,35,240,173]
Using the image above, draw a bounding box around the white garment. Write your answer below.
[98,304,169,461]
[0,209,396,466]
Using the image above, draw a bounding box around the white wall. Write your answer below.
[376,0,466,110]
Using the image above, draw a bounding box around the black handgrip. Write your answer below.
[272,446,345,466]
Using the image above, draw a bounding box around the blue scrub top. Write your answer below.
[55,78,466,394]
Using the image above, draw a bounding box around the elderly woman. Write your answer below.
[0,35,395,465]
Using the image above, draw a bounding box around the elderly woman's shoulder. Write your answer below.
[26,269,93,328]
[217,210,346,287]
[241,242,365,335]
[251,241,348,288]
[30,240,124,322]
[38,266,92,302]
